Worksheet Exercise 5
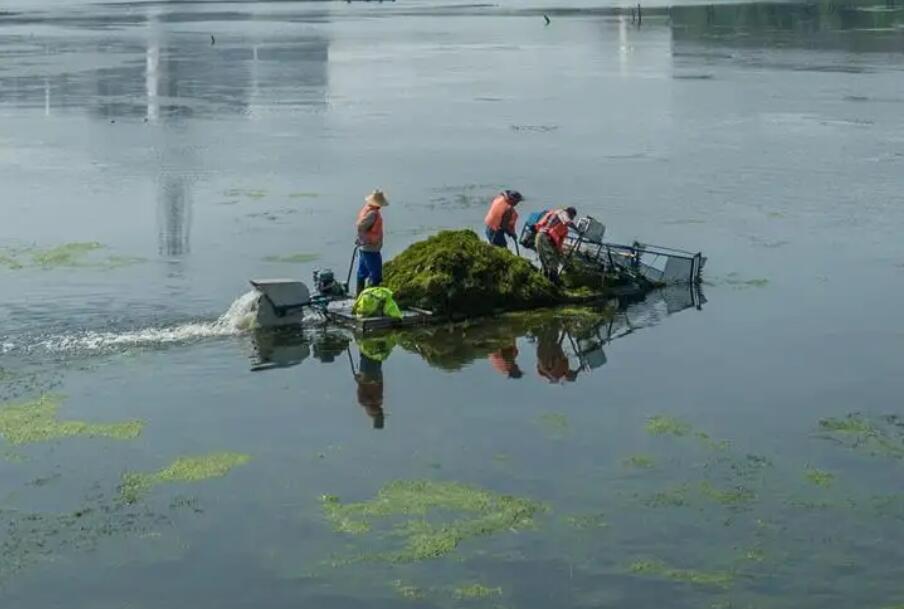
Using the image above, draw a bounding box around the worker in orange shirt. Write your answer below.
[535,206,577,284]
[483,190,523,249]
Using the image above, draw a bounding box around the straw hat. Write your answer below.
[365,189,389,207]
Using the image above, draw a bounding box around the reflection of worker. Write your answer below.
[356,353,385,429]
[355,190,389,295]
[488,339,523,379]
[535,206,577,285]
[484,190,523,248]
[536,326,579,383]
[354,337,395,429]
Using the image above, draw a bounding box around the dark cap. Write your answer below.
[503,190,523,204]
[565,206,577,219]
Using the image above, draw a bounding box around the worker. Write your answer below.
[483,190,523,248]
[536,324,580,384]
[355,189,389,295]
[535,206,577,284]
[488,339,523,379]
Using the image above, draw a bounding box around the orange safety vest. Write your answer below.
[484,195,518,235]
[356,204,383,247]
[537,209,570,251]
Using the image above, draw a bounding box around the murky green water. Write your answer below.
[2,0,904,607]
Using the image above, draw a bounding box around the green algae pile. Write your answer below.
[121,452,252,503]
[321,480,543,563]
[0,393,143,446]
[383,230,559,316]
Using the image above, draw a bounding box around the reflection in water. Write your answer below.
[671,0,904,54]
[156,174,192,257]
[250,286,704,427]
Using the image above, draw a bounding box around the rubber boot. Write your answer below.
[356,277,367,296]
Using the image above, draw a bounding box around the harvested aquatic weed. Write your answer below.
[453,583,503,599]
[622,454,656,469]
[629,559,734,589]
[804,468,835,488]
[383,230,559,316]
[0,393,143,446]
[263,253,320,263]
[121,452,251,503]
[320,480,543,563]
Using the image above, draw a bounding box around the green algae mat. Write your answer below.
[321,480,543,563]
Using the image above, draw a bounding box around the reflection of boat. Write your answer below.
[250,328,350,372]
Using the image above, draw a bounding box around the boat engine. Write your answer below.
[249,279,312,329]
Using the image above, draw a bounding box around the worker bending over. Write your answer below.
[535,206,577,284]
[484,190,523,248]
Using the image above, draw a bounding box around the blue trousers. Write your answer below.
[485,226,508,247]
[357,250,383,286]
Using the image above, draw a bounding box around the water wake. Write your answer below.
[29,291,263,355]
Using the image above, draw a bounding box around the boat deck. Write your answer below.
[323,299,434,333]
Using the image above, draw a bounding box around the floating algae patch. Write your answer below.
[452,583,503,599]
[623,454,656,469]
[804,468,836,488]
[565,513,607,530]
[392,579,425,600]
[0,242,144,270]
[628,559,734,589]
[320,480,543,563]
[0,253,24,270]
[120,452,251,503]
[0,393,143,446]
[31,241,104,267]
[699,481,757,507]
[642,485,691,508]
[537,412,569,436]
[646,415,692,437]
[818,414,904,459]
[225,188,267,200]
[383,230,558,316]
[263,253,320,264]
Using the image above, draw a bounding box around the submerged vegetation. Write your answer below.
[120,452,252,503]
[804,468,836,488]
[628,559,734,589]
[646,414,692,436]
[0,242,145,271]
[0,393,142,446]
[452,583,503,599]
[262,253,320,263]
[819,414,904,459]
[622,454,656,469]
[320,480,543,563]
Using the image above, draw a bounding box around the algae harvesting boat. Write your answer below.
[247,223,705,333]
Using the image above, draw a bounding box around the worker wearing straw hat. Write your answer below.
[355,189,389,295]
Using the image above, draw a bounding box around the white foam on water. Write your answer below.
[1,342,14,354]
[37,290,264,354]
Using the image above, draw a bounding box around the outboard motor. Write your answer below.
[313,268,347,299]
[249,279,312,329]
